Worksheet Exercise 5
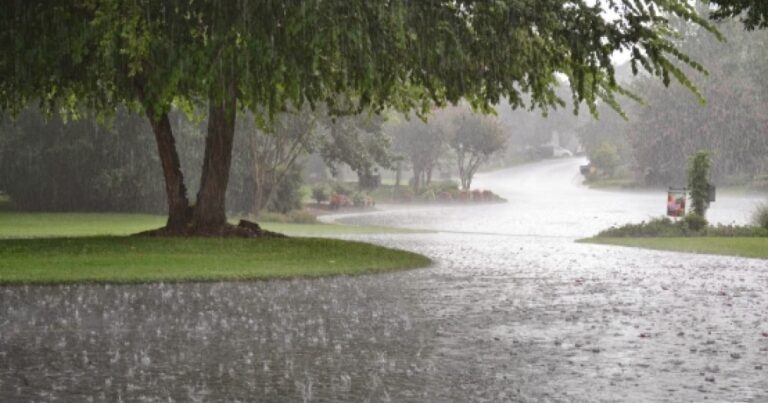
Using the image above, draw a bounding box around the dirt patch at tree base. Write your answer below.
[135,220,286,238]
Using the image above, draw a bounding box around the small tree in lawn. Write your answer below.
[687,151,711,230]
[241,108,318,216]
[450,112,507,191]
[390,117,448,193]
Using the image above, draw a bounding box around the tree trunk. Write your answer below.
[146,111,190,232]
[251,166,264,217]
[456,150,467,190]
[412,168,421,193]
[193,80,237,231]
[249,133,264,217]
[459,166,468,190]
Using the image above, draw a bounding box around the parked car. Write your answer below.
[552,146,573,157]
[532,144,574,158]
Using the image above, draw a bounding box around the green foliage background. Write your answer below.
[579,15,768,188]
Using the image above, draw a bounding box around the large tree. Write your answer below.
[1,0,720,235]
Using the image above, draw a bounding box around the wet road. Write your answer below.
[332,157,764,237]
[2,158,768,402]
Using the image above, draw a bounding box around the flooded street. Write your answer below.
[3,158,768,402]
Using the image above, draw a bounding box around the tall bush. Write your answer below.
[753,202,768,230]
[687,151,711,219]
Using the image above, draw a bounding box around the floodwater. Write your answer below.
[2,157,768,402]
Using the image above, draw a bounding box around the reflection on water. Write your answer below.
[2,158,767,401]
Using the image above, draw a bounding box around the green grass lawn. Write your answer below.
[0,236,431,285]
[0,212,430,284]
[580,237,768,259]
[0,212,417,238]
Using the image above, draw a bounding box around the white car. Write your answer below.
[552,146,573,157]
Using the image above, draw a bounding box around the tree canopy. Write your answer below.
[578,11,768,187]
[2,1,720,115]
[0,0,725,235]
[450,111,507,190]
[710,0,768,30]
[390,115,448,192]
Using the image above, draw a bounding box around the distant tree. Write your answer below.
[625,18,768,186]
[236,106,392,215]
[1,1,721,235]
[710,0,768,30]
[391,116,448,193]
[578,106,633,174]
[239,109,318,216]
[0,107,166,212]
[319,113,392,184]
[450,112,507,191]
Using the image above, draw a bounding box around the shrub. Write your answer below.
[597,216,683,237]
[330,193,352,209]
[347,193,375,207]
[591,143,620,177]
[752,202,768,230]
[437,191,453,202]
[265,165,304,214]
[394,187,414,202]
[332,182,354,196]
[470,189,483,201]
[434,180,459,193]
[596,215,768,238]
[419,181,458,200]
[682,213,708,232]
[706,223,768,237]
[418,189,436,202]
[457,191,470,202]
[352,192,367,207]
[583,170,600,183]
